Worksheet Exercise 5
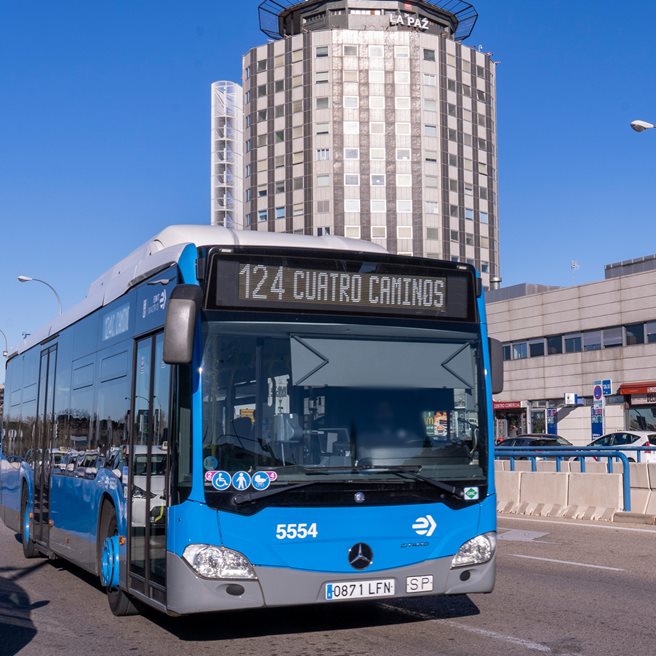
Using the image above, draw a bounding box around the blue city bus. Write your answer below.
[0,225,503,616]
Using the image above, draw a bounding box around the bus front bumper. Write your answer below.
[165,551,495,615]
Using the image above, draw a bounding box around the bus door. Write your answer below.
[33,344,57,546]
[128,332,171,605]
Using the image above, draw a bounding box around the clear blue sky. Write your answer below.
[2,0,656,379]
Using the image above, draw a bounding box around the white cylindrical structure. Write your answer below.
[211,81,244,228]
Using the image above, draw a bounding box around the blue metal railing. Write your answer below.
[494,447,634,512]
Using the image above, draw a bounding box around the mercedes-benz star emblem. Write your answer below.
[348,543,373,570]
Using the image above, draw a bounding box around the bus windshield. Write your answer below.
[201,319,486,504]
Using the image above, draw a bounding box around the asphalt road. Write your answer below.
[1,514,654,656]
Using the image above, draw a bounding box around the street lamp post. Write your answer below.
[630,119,655,133]
[0,329,8,357]
[17,275,63,316]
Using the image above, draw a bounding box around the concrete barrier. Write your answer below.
[645,491,656,515]
[569,460,608,474]
[566,473,622,520]
[648,463,656,489]
[495,471,521,513]
[494,460,506,472]
[536,461,571,473]
[509,461,533,472]
[630,463,650,514]
[518,472,569,517]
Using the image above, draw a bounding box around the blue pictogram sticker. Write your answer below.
[326,584,333,600]
[212,471,232,491]
[232,471,252,491]
[203,455,218,471]
[252,471,271,491]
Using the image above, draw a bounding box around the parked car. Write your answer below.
[496,434,573,459]
[586,431,656,463]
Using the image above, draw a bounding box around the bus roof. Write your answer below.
[10,225,387,357]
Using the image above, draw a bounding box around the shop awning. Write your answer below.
[618,381,656,395]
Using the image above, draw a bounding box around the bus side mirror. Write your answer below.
[163,285,204,365]
[489,338,504,395]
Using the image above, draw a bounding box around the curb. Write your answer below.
[612,512,656,525]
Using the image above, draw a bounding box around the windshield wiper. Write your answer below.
[231,481,319,506]
[355,466,467,499]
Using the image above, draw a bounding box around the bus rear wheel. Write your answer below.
[98,505,139,616]
[21,487,39,559]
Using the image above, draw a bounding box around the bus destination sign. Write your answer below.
[209,254,474,320]
[238,263,447,312]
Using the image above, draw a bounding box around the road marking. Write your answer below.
[499,515,656,534]
[380,603,553,653]
[510,554,624,572]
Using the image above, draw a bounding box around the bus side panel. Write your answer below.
[1,461,23,532]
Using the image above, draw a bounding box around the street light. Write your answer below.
[0,329,8,357]
[17,275,63,316]
[630,119,655,133]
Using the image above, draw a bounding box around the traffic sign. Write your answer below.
[602,379,612,396]
[593,385,602,401]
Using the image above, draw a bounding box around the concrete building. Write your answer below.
[211,81,244,228]
[487,256,656,444]
[233,0,499,288]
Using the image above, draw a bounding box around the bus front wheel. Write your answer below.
[21,487,39,559]
[98,504,139,616]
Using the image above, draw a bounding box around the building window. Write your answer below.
[603,327,623,348]
[275,130,285,143]
[646,321,656,343]
[316,71,329,84]
[480,211,489,224]
[343,45,358,56]
[583,331,602,352]
[316,148,330,160]
[344,199,360,212]
[547,335,563,355]
[529,339,545,358]
[317,226,331,236]
[424,124,438,138]
[343,70,358,82]
[258,210,268,222]
[481,262,489,273]
[450,205,459,217]
[316,45,329,57]
[512,342,528,360]
[425,201,439,214]
[397,226,412,239]
[371,174,385,186]
[316,97,329,109]
[447,103,457,117]
[502,344,512,361]
[369,70,385,84]
[478,162,489,176]
[465,208,474,220]
[564,333,582,353]
[425,175,438,188]
[397,200,412,213]
[423,48,436,62]
[394,71,410,84]
[274,80,284,94]
[626,323,645,345]
[395,45,409,58]
[275,207,285,220]
[316,123,329,135]
[396,174,411,187]
[344,96,359,109]
[370,122,385,134]
[423,73,436,86]
[344,174,360,185]
[371,226,387,239]
[258,84,267,98]
[344,121,359,134]
[370,96,385,109]
[370,148,385,159]
[345,225,361,238]
[447,78,456,92]
[450,230,459,241]
[371,199,386,213]
[317,174,330,186]
[396,148,411,161]
[395,97,410,110]
[258,187,267,198]
[275,182,285,194]
[465,234,474,246]
[396,123,411,135]
[369,45,384,58]
[343,148,359,160]
[317,200,330,213]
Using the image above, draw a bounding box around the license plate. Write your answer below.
[325,579,395,601]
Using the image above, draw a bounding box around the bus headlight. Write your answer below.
[451,532,496,568]
[182,545,257,580]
